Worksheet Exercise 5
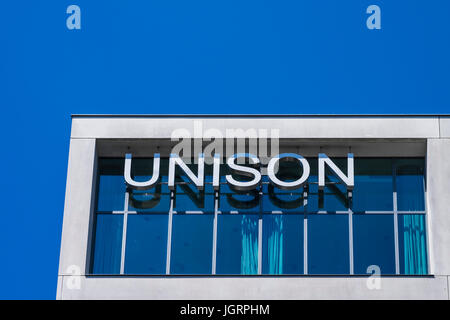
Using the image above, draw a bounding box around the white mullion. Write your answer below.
[348,190,354,275]
[119,192,130,275]
[348,207,354,275]
[393,163,400,275]
[303,185,308,275]
[303,217,308,275]
[423,165,432,275]
[211,192,219,275]
[165,191,175,275]
[257,188,263,275]
[394,193,400,275]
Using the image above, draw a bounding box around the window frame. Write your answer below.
[89,157,429,276]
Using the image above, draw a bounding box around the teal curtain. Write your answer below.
[266,215,284,274]
[400,215,428,275]
[240,215,259,274]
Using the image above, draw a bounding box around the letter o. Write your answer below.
[268,154,310,190]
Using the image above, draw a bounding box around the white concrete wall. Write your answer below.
[57,116,450,300]
[426,139,450,276]
[58,139,96,285]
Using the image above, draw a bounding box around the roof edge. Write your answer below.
[71,114,450,118]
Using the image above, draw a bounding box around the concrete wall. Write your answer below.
[57,115,450,299]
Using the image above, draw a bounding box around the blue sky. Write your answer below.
[0,1,449,299]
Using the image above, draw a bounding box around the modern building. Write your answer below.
[57,115,450,299]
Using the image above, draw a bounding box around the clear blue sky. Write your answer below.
[0,1,449,299]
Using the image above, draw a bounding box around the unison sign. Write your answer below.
[124,153,354,192]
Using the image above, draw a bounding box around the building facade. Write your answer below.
[57,115,450,299]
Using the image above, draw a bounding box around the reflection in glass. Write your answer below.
[262,184,304,212]
[128,184,170,213]
[308,177,348,212]
[219,184,260,213]
[307,158,348,212]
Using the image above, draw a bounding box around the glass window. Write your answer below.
[172,161,215,213]
[91,213,123,274]
[219,163,261,213]
[91,156,428,276]
[262,184,304,213]
[307,158,349,212]
[127,158,171,213]
[262,214,303,274]
[398,214,428,275]
[124,214,168,274]
[170,214,214,274]
[353,214,395,275]
[173,184,215,213]
[216,214,259,275]
[307,179,349,212]
[262,160,305,213]
[307,214,349,274]
[97,158,125,212]
[352,159,393,212]
[396,159,425,211]
[128,187,171,213]
[219,184,260,213]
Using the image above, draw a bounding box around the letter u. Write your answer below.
[124,153,160,190]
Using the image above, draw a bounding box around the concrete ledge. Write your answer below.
[439,118,450,138]
[58,275,449,300]
[71,117,440,139]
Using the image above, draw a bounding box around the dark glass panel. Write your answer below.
[170,214,213,274]
[396,159,425,211]
[352,158,393,212]
[124,214,168,274]
[353,214,395,274]
[97,158,125,212]
[307,214,349,274]
[92,213,123,274]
